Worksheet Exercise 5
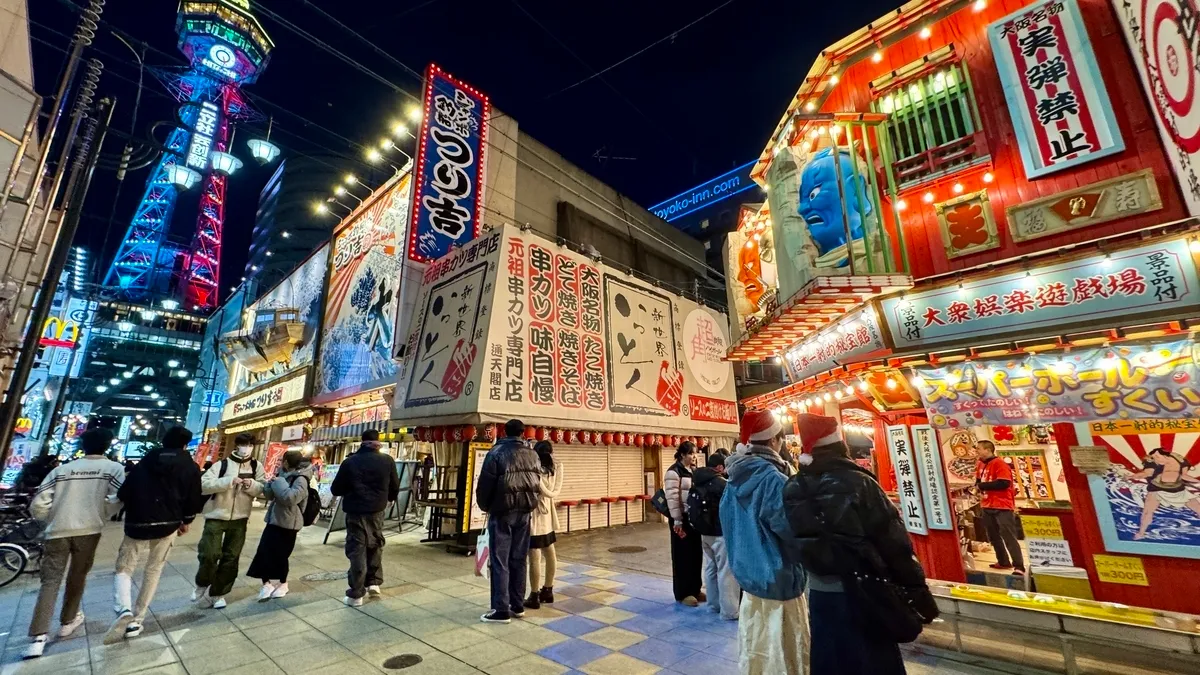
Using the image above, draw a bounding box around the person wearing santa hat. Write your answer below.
[719,409,809,674]
[783,413,938,675]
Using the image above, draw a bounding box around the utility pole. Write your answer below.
[0,92,115,465]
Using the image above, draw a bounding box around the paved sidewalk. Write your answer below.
[0,519,1008,674]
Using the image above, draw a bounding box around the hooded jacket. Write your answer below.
[200,457,266,521]
[261,465,313,531]
[119,447,205,540]
[331,442,400,514]
[719,445,806,601]
[475,437,540,516]
[782,444,935,611]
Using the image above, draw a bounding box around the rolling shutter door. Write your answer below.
[608,446,644,525]
[555,444,608,533]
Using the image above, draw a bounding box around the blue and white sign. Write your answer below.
[201,389,225,413]
[186,101,220,171]
[911,425,953,531]
[407,64,490,263]
[648,161,757,223]
[886,424,929,535]
[881,238,1200,349]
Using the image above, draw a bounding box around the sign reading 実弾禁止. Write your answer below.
[886,425,928,535]
[407,64,490,263]
[988,0,1124,178]
[881,239,1200,350]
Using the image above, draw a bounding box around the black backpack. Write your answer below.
[206,459,258,505]
[288,475,321,527]
[686,477,725,536]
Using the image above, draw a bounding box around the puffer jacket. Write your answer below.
[475,437,540,516]
[663,462,693,524]
[719,446,806,601]
[119,447,205,540]
[261,466,313,531]
[782,444,935,610]
[200,458,265,521]
[331,442,400,514]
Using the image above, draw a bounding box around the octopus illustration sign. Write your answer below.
[1076,419,1200,560]
[1111,0,1200,214]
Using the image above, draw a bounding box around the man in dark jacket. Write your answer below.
[331,429,400,606]
[475,418,540,623]
[106,427,204,644]
[782,414,937,675]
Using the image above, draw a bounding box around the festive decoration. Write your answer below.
[433,427,445,442]
[536,427,548,441]
[602,432,613,445]
[524,426,537,440]
[462,425,477,441]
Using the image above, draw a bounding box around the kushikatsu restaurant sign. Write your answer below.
[881,239,1200,350]
[913,338,1200,430]
[407,64,490,263]
[988,0,1124,178]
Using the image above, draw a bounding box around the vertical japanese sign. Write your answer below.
[1111,0,1200,214]
[407,64,490,263]
[186,101,220,171]
[605,277,683,417]
[989,0,1124,178]
[911,425,953,531]
[886,425,929,535]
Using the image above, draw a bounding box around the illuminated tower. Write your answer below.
[103,0,272,310]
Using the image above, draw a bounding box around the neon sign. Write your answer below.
[648,161,756,223]
[39,317,79,349]
[201,43,239,81]
[186,101,220,171]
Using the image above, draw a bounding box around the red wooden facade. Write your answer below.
[809,0,1188,280]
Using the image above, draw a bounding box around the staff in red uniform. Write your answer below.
[974,440,1024,575]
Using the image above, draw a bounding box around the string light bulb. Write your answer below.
[896,199,907,211]
[823,392,833,402]
[919,26,932,39]
[910,375,926,388]
[858,381,869,392]
[872,50,883,63]
[923,192,935,203]
[973,0,986,10]
[983,171,994,183]
[885,377,898,390]
[829,74,839,85]
[952,182,964,194]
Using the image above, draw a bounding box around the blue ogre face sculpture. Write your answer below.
[797,147,870,257]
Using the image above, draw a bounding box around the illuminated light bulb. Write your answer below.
[973,0,986,10]
[96,385,108,393]
[168,359,180,368]
[897,296,911,308]
[117,321,134,333]
[858,381,868,392]
[313,202,328,215]
[834,390,843,400]
[406,105,421,122]
[845,386,855,397]
[809,128,819,139]
[753,233,762,241]
[392,121,407,136]
[150,392,160,399]
[957,282,967,297]
[983,171,995,183]
[919,26,932,39]
[109,378,120,385]
[804,101,815,112]
[823,392,833,402]
[335,186,348,196]
[945,371,961,385]
[1100,253,1113,268]
[157,400,166,407]
[910,375,926,388]
[143,385,153,392]
[187,379,197,388]
[952,182,964,194]
[1098,357,1118,371]
[1190,238,1200,253]
[923,192,935,203]
[829,74,839,85]
[344,173,356,185]
[744,240,754,249]
[366,148,382,162]
[123,371,133,379]
[872,50,883,63]
[885,377,898,390]
[896,199,907,211]
[177,369,189,378]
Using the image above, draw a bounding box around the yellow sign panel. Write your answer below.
[1020,515,1064,540]
[1093,554,1149,586]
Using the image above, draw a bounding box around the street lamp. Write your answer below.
[334,185,363,205]
[209,151,243,177]
[379,138,413,166]
[405,105,421,123]
[246,138,280,164]
[166,164,200,190]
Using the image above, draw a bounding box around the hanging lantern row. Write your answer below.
[411,424,710,449]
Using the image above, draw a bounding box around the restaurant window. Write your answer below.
[871,62,987,187]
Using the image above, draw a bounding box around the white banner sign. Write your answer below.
[1028,538,1075,566]
[886,424,929,535]
[911,425,953,531]
[222,372,307,422]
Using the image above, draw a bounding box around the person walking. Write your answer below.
[23,429,124,659]
[974,439,1024,575]
[523,440,563,610]
[193,434,264,609]
[246,450,313,601]
[665,440,704,606]
[111,460,135,522]
[783,413,938,675]
[475,419,540,624]
[331,429,400,606]
[720,410,808,674]
[688,452,740,620]
[106,427,204,644]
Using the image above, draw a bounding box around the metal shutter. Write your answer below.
[555,444,609,533]
[608,446,644,525]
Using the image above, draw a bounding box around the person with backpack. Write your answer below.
[193,434,265,609]
[523,440,563,610]
[783,413,938,675]
[23,429,124,659]
[246,449,315,601]
[688,452,740,620]
[720,410,809,674]
[664,440,704,606]
[106,427,204,644]
[330,429,400,606]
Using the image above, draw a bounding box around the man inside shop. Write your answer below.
[975,440,1024,575]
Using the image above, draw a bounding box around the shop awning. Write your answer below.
[727,274,912,361]
[311,418,393,443]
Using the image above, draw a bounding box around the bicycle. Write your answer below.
[0,542,28,587]
[0,503,44,573]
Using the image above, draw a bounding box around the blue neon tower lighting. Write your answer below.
[103,0,273,310]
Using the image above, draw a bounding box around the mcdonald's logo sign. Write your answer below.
[14,418,32,435]
[39,317,79,349]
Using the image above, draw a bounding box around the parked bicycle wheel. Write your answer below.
[0,543,28,588]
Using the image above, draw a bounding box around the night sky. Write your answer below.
[28,0,900,290]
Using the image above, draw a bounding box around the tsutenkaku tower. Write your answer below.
[103,0,272,310]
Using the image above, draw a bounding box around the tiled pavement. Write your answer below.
[0,519,993,675]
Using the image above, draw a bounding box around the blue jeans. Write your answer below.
[488,511,531,616]
[809,589,905,675]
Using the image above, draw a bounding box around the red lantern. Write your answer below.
[433,427,445,442]
[670,435,680,447]
[536,427,548,441]
[578,430,591,445]
[451,427,464,442]
[590,431,602,445]
[483,424,498,441]
[550,428,563,443]
[462,425,477,441]
[523,426,537,440]
[631,433,642,447]
[566,430,579,444]
[601,432,613,445]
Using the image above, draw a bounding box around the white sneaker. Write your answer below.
[343,596,364,607]
[104,610,134,645]
[124,621,143,640]
[196,594,215,609]
[23,636,47,659]
[58,612,85,638]
[212,596,227,609]
[256,584,276,602]
[191,585,208,601]
[270,583,289,599]
[367,585,382,596]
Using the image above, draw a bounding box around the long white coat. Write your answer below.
[531,461,563,537]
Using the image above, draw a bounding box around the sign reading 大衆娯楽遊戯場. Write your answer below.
[881,239,1200,350]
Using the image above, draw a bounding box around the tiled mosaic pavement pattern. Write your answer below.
[0,520,991,674]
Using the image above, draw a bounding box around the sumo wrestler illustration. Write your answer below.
[797,147,873,266]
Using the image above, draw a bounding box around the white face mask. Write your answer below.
[231,445,252,461]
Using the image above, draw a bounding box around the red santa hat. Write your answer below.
[795,413,841,451]
[740,409,782,445]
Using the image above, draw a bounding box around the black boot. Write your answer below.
[539,586,554,604]
[523,592,541,610]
